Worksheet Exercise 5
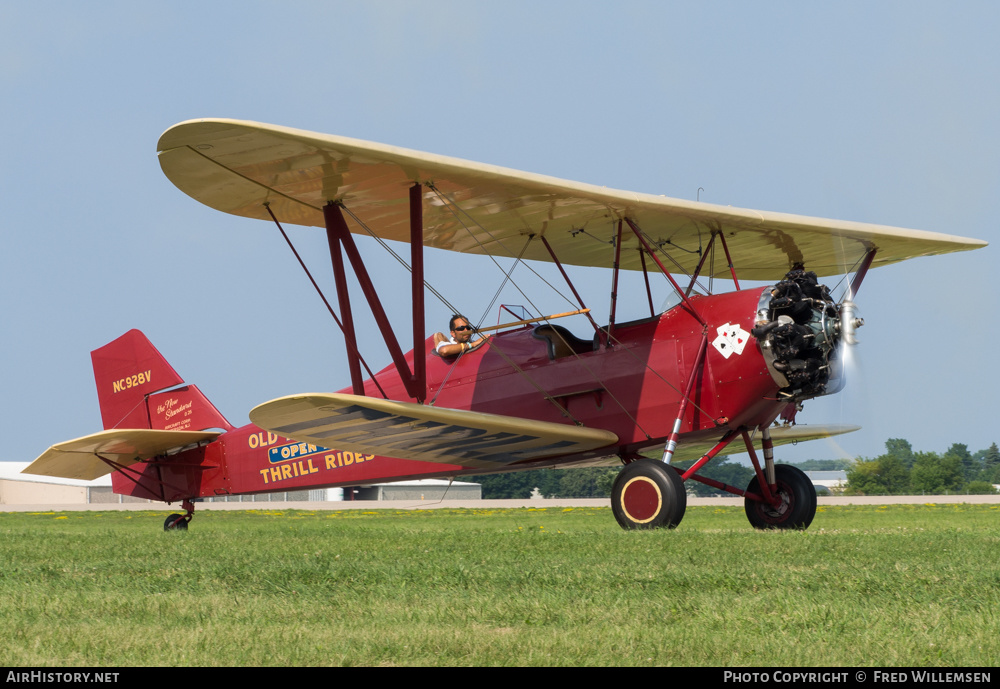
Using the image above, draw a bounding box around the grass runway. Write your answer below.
[2,504,998,666]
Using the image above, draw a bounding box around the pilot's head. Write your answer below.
[449,314,474,343]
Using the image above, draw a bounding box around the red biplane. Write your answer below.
[25,119,986,531]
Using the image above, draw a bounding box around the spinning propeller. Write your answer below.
[827,277,868,396]
[837,296,864,347]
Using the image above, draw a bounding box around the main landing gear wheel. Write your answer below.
[611,458,687,530]
[163,513,189,531]
[744,464,817,530]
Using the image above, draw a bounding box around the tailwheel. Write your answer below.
[611,458,687,530]
[744,464,817,530]
[163,513,189,531]
[163,500,196,532]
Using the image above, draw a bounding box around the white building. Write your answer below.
[0,462,480,505]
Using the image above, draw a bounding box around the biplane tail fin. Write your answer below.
[91,329,234,432]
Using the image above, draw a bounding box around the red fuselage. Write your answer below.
[114,287,785,502]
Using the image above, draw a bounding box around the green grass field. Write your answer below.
[2,504,998,667]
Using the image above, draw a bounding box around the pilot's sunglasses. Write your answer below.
[453,325,473,332]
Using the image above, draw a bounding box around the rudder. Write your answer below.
[91,329,233,432]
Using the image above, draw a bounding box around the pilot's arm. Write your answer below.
[434,333,487,357]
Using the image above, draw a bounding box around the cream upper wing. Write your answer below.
[158,118,986,280]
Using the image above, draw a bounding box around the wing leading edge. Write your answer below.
[249,393,618,470]
[668,424,861,464]
[158,118,986,280]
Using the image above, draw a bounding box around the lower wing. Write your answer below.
[250,393,618,470]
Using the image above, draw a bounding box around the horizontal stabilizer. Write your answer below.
[24,429,222,481]
[250,393,618,469]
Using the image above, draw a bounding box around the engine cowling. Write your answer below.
[752,268,857,400]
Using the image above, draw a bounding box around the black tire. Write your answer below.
[744,464,817,530]
[611,459,687,530]
[163,513,189,531]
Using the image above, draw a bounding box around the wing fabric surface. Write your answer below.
[24,429,221,481]
[669,424,860,464]
[158,119,986,280]
[250,393,618,469]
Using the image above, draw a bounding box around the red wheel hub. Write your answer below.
[620,476,662,523]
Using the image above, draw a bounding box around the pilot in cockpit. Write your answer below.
[434,314,487,357]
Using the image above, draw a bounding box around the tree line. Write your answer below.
[844,439,1000,496]
[472,439,1000,499]
[473,456,832,499]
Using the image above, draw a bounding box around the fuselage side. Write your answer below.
[113,287,787,501]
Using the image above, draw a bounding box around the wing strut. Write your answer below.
[846,248,876,300]
[661,331,710,463]
[323,187,428,403]
[324,204,366,395]
[685,230,741,296]
[409,183,427,404]
[605,220,625,347]
[265,204,387,397]
[624,218,706,327]
[539,236,601,335]
[718,230,741,290]
[639,249,655,317]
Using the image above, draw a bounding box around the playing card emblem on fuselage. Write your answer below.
[712,323,749,359]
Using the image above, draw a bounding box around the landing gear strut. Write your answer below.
[744,464,817,530]
[610,429,819,532]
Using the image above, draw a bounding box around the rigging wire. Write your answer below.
[829,252,869,301]
[264,204,388,399]
[425,191,680,437]
[342,199,588,424]
[473,235,535,332]
[340,204,460,316]
[423,192,658,429]
[426,184,581,313]
[632,222,703,291]
[332,190,720,435]
[424,187,725,432]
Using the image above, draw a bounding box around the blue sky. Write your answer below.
[2,1,997,467]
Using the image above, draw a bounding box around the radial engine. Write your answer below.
[752,267,864,400]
